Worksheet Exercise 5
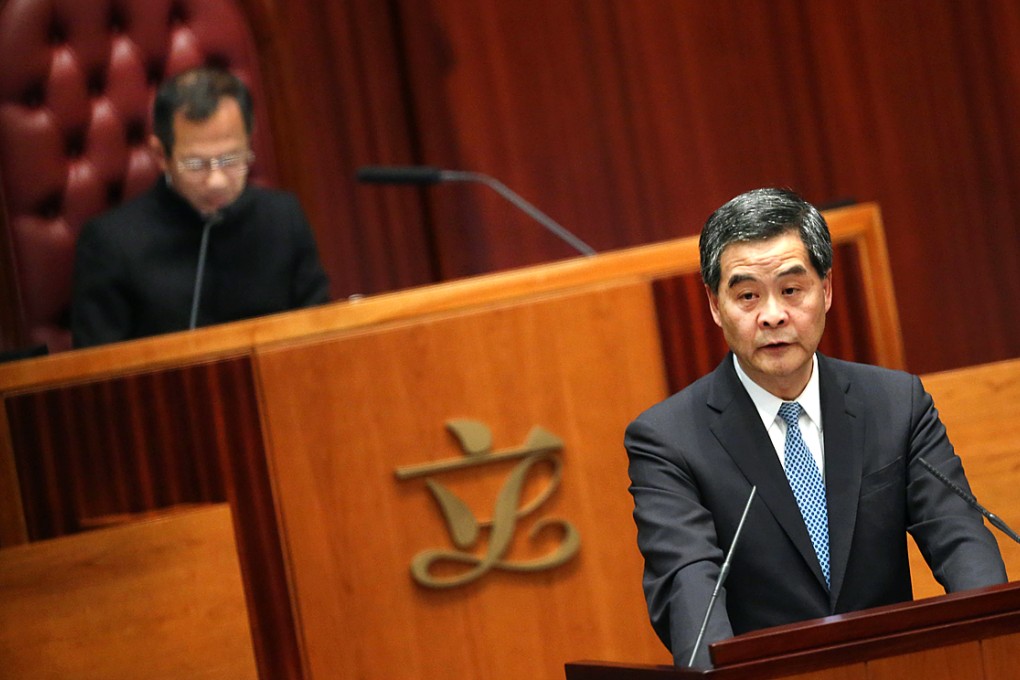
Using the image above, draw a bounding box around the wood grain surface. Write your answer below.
[0,504,257,679]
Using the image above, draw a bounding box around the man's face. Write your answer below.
[153,97,251,217]
[706,230,832,400]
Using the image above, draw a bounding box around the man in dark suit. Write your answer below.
[625,187,1007,668]
[71,67,330,348]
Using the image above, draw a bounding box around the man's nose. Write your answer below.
[759,296,788,328]
[205,166,230,187]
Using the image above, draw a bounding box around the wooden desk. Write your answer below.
[0,504,256,679]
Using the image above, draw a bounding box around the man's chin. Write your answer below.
[201,201,228,215]
[755,344,797,362]
[198,193,242,216]
[751,347,807,375]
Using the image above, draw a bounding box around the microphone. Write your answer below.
[189,211,223,330]
[355,165,597,257]
[688,485,757,668]
[356,165,443,184]
[917,457,1020,544]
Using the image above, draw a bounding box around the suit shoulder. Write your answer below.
[629,370,715,430]
[822,355,916,385]
[245,183,301,208]
[238,185,307,224]
[77,187,166,250]
[820,356,924,411]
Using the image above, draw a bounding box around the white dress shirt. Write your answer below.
[732,353,825,478]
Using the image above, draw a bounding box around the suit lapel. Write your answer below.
[706,356,828,589]
[817,355,864,607]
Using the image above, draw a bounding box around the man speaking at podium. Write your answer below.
[625,188,1007,668]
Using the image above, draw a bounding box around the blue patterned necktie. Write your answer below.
[777,401,830,587]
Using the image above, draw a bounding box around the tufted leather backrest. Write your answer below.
[0,0,277,353]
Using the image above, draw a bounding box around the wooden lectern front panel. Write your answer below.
[982,631,1020,680]
[865,641,983,680]
[255,280,673,680]
[779,667,867,680]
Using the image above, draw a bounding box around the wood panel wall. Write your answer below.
[909,358,1020,600]
[231,0,1020,375]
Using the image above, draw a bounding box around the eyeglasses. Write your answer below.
[175,151,254,177]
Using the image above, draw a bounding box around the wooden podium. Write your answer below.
[565,581,1020,679]
[0,204,911,680]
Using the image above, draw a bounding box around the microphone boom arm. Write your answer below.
[355,165,596,257]
[918,457,1020,544]
[437,170,596,257]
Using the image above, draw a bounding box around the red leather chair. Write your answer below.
[0,0,277,353]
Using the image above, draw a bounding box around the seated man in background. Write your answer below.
[625,187,1007,668]
[71,66,330,348]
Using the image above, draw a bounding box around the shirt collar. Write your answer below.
[732,353,823,431]
[156,174,252,225]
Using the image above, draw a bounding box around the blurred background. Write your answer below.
[6,0,1020,374]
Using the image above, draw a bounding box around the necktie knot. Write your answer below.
[778,401,802,427]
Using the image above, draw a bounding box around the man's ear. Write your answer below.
[822,272,833,313]
[705,284,723,327]
[149,135,168,172]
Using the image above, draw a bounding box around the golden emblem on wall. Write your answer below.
[395,419,581,589]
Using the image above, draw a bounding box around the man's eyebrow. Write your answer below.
[725,264,809,289]
[777,264,809,278]
[726,273,757,288]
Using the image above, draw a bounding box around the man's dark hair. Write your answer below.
[699,187,833,293]
[153,67,253,155]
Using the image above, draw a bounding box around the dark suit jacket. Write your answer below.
[71,177,331,348]
[625,353,1007,668]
